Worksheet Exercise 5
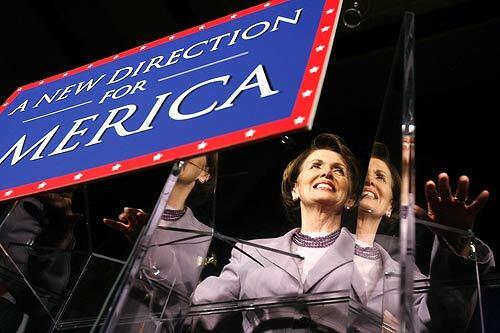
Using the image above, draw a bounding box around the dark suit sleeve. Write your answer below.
[0,198,73,316]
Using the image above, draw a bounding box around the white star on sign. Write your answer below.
[199,25,205,30]
[113,55,119,60]
[197,141,208,150]
[17,87,23,92]
[74,173,83,180]
[326,8,334,14]
[4,190,13,197]
[302,90,313,97]
[321,26,330,32]
[112,164,122,171]
[245,129,256,138]
[315,45,325,52]
[63,72,68,77]
[38,182,47,189]
[264,2,271,7]
[294,116,305,125]
[2,103,8,107]
[153,153,163,161]
[87,64,93,68]
[230,14,237,19]
[309,66,319,74]
[169,35,176,40]
[140,45,146,50]
[38,80,45,85]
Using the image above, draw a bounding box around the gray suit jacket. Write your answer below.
[191,227,494,333]
[192,227,355,332]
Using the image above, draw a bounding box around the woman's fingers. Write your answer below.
[468,190,490,215]
[454,175,469,203]
[425,180,440,213]
[102,218,130,233]
[437,173,452,200]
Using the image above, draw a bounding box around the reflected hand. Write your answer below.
[103,207,149,242]
[415,173,489,254]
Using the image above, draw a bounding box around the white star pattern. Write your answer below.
[321,26,330,32]
[245,129,256,137]
[112,164,122,171]
[113,55,119,60]
[87,64,93,68]
[38,80,45,85]
[230,14,237,19]
[315,45,325,52]
[309,66,319,74]
[140,45,146,50]
[74,173,83,180]
[169,35,176,40]
[153,153,163,161]
[63,73,69,77]
[326,8,334,14]
[2,103,8,107]
[264,2,271,7]
[197,141,208,150]
[199,25,205,30]
[302,90,313,97]
[4,190,13,197]
[294,116,305,125]
[38,182,47,189]
[17,87,23,92]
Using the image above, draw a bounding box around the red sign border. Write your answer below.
[1,0,343,201]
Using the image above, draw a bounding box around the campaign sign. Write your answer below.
[0,0,342,201]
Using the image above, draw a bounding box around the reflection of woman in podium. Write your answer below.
[350,143,494,332]
[190,134,494,333]
[103,154,217,332]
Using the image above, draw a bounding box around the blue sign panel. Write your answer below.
[0,0,343,201]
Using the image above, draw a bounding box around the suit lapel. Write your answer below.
[352,242,400,310]
[371,243,400,310]
[303,228,355,292]
[351,262,368,304]
[254,229,302,284]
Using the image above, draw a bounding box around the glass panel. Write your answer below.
[95,157,217,332]
[0,162,185,332]
[345,11,411,332]
[344,10,495,333]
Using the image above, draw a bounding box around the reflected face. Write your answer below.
[178,155,209,185]
[292,149,351,211]
[360,158,393,218]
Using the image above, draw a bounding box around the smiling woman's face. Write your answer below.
[360,157,393,218]
[292,149,351,212]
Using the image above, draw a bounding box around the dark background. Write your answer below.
[0,0,499,330]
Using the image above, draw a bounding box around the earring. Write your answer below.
[292,193,299,201]
[345,205,351,210]
[386,211,392,218]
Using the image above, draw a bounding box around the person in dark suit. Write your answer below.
[0,191,81,333]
